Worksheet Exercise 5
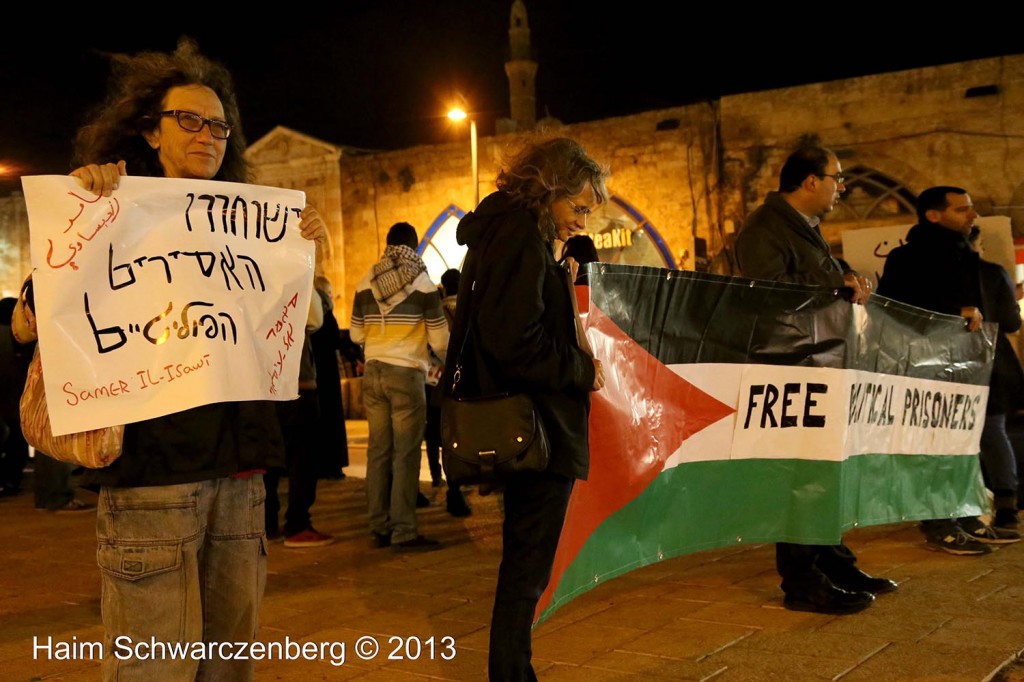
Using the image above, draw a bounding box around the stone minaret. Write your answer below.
[504,0,537,131]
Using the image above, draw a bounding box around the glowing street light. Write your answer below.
[447,107,478,208]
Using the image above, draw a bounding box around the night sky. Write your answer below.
[2,4,1021,195]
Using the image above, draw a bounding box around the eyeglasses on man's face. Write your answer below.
[565,197,593,218]
[159,110,232,140]
[818,173,846,185]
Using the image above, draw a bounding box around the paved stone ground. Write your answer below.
[3,424,1024,681]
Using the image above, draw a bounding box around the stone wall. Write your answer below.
[332,104,713,322]
[4,55,1024,317]
[0,193,30,299]
[563,105,716,270]
[719,56,1024,249]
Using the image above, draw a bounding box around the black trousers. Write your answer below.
[0,421,29,493]
[489,471,573,682]
[776,541,858,593]
[265,390,321,536]
[424,384,443,485]
[32,451,75,510]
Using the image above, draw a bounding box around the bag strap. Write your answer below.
[452,248,594,393]
[448,283,476,394]
[448,218,499,395]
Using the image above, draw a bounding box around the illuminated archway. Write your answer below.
[417,204,467,282]
[417,196,675,282]
[596,196,675,269]
[825,166,916,222]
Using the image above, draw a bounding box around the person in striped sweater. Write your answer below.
[350,222,449,551]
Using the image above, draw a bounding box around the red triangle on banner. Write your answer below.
[535,298,736,619]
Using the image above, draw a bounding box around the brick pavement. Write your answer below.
[2,423,1023,681]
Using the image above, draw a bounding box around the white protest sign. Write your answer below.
[22,175,314,435]
[841,215,1013,287]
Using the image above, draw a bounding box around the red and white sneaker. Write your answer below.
[284,528,335,548]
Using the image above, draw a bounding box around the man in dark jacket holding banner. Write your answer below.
[877,186,1021,552]
[736,145,897,615]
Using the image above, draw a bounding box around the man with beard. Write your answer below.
[878,187,1021,554]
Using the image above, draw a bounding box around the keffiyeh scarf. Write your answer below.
[371,244,427,304]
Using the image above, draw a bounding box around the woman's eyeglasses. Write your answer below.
[159,110,232,140]
[566,197,592,218]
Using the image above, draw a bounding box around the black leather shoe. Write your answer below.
[392,535,441,552]
[446,488,472,518]
[829,569,898,595]
[783,584,875,615]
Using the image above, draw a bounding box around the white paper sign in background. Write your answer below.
[22,175,314,435]
[841,216,1014,288]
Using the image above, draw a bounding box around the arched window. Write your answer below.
[593,197,675,269]
[418,204,466,282]
[824,166,916,222]
[417,197,675,280]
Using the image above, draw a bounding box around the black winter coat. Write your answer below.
[877,222,1024,413]
[84,401,284,488]
[443,191,596,480]
[876,222,980,316]
[978,259,1024,413]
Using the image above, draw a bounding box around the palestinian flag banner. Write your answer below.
[536,264,995,624]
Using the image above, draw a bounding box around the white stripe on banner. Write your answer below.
[661,364,987,470]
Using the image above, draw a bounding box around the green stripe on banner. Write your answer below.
[536,454,986,625]
[841,453,987,526]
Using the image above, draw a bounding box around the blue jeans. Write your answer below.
[96,476,267,681]
[980,413,1018,506]
[362,360,426,544]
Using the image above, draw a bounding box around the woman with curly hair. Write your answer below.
[443,137,609,680]
[16,37,327,680]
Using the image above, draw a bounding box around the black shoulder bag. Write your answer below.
[440,282,550,494]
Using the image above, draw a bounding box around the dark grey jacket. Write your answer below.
[84,402,284,488]
[735,192,845,287]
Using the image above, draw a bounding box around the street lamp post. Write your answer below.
[447,108,478,208]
